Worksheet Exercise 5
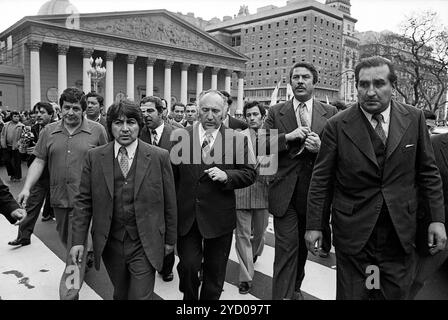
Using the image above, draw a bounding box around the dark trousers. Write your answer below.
[103,233,156,300]
[177,221,233,300]
[4,147,22,179]
[272,202,308,300]
[16,178,53,241]
[335,206,416,300]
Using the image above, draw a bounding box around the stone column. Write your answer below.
[28,41,42,108]
[164,60,174,110]
[224,69,232,93]
[146,58,157,97]
[105,52,116,110]
[127,55,137,101]
[196,65,205,101]
[57,45,69,98]
[83,48,94,94]
[237,71,245,112]
[180,63,190,105]
[211,67,219,90]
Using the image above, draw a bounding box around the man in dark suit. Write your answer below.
[305,56,447,300]
[220,90,248,131]
[8,102,55,247]
[84,92,107,128]
[139,95,177,282]
[70,100,177,300]
[262,62,337,300]
[0,177,27,225]
[172,89,256,300]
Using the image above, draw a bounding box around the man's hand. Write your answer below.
[285,127,311,142]
[11,208,27,225]
[70,245,85,266]
[305,230,323,256]
[165,244,175,256]
[26,146,35,155]
[305,132,321,153]
[204,167,228,183]
[17,189,30,208]
[428,222,447,255]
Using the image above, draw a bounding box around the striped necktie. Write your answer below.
[118,146,129,178]
[202,133,213,158]
[297,102,309,127]
[372,113,387,145]
[151,129,158,146]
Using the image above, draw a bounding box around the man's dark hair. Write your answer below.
[355,56,397,88]
[289,62,319,85]
[33,102,54,116]
[332,101,347,112]
[171,102,186,112]
[106,99,144,139]
[10,111,20,117]
[59,87,87,111]
[243,101,266,118]
[220,90,233,106]
[85,92,104,107]
[140,96,164,113]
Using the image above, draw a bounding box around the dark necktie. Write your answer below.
[151,129,158,145]
[372,113,387,145]
[118,146,129,178]
[202,133,212,158]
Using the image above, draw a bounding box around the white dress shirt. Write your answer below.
[114,139,138,168]
[198,122,221,150]
[152,122,165,145]
[293,97,313,127]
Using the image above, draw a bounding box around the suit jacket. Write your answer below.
[71,140,177,271]
[307,100,445,255]
[262,99,338,217]
[140,123,176,151]
[1,121,24,150]
[0,178,20,224]
[172,124,257,238]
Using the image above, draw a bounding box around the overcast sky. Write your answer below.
[0,0,447,33]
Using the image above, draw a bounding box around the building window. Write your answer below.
[253,27,255,32]
[284,49,287,55]
[260,25,263,31]
[267,61,270,66]
[302,48,306,52]
[303,29,307,32]
[277,22,280,27]
[285,20,289,26]
[259,62,262,67]
[268,24,271,29]
[294,18,297,23]
[274,59,278,66]
[303,38,307,43]
[245,29,248,34]
[292,57,296,63]
[283,58,287,64]
[304,16,307,21]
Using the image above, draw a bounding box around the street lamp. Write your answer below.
[87,57,106,93]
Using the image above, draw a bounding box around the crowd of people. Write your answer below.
[0,55,447,301]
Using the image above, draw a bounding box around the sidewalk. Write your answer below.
[0,215,101,300]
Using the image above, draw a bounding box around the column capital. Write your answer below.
[106,51,117,61]
[27,40,42,51]
[224,69,233,77]
[237,71,246,79]
[211,67,220,75]
[82,48,94,58]
[56,44,69,55]
[181,63,191,71]
[127,55,137,64]
[196,65,206,73]
[164,60,175,69]
[146,57,157,66]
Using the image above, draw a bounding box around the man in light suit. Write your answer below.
[70,100,177,300]
[140,95,177,282]
[235,101,274,295]
[262,62,337,300]
[305,56,447,300]
[172,89,256,300]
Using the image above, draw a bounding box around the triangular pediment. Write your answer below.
[68,10,245,58]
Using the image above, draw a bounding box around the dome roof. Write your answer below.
[38,0,79,15]
[325,0,351,5]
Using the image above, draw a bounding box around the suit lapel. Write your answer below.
[386,100,412,160]
[159,125,170,149]
[439,137,448,170]
[279,100,298,133]
[311,100,328,135]
[342,106,379,168]
[134,140,152,198]
[101,142,115,198]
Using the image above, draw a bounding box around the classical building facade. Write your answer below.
[197,0,358,105]
[0,6,247,111]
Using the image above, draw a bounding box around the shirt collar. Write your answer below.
[293,97,313,112]
[114,139,139,160]
[51,118,92,135]
[198,122,221,142]
[360,104,391,124]
[154,122,165,137]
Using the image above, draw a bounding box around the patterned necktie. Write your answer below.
[297,102,309,127]
[151,129,158,146]
[118,146,129,178]
[372,113,387,145]
[202,133,213,158]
